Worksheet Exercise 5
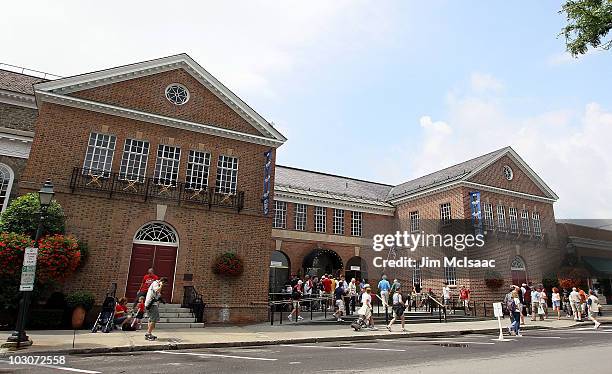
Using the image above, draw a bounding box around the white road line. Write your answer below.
[155,350,277,361]
[280,344,406,352]
[0,360,101,373]
[404,340,495,345]
[517,336,564,339]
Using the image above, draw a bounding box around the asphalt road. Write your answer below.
[1,326,610,374]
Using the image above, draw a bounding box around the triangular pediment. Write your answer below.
[466,147,558,199]
[33,54,286,146]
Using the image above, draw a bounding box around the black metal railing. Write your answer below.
[70,167,244,211]
[182,286,205,323]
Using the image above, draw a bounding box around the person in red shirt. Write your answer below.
[322,275,332,294]
[459,285,471,315]
[130,296,146,330]
[114,297,129,327]
[136,268,159,301]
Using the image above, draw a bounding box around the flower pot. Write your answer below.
[71,305,87,329]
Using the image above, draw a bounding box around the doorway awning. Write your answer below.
[582,256,612,276]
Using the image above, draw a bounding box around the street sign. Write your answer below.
[350,266,361,271]
[270,261,283,267]
[19,247,38,292]
[493,302,503,317]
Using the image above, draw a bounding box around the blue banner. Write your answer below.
[262,149,272,215]
[469,191,483,235]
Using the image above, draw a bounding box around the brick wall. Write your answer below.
[0,102,37,132]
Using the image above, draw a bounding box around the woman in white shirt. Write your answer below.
[551,287,561,320]
[587,290,602,329]
[386,286,408,332]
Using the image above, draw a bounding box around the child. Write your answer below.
[131,296,145,330]
[333,284,345,322]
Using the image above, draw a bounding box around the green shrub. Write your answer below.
[66,291,95,311]
[0,193,65,238]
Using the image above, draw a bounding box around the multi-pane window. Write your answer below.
[314,206,326,233]
[508,207,519,233]
[273,200,287,229]
[532,212,542,237]
[154,145,181,186]
[444,266,457,286]
[412,262,421,286]
[0,164,13,212]
[410,211,420,232]
[483,203,494,230]
[215,155,238,194]
[521,210,531,235]
[333,209,345,235]
[351,211,362,237]
[440,203,452,225]
[185,150,210,190]
[83,132,116,177]
[295,203,307,231]
[497,205,507,232]
[119,139,150,182]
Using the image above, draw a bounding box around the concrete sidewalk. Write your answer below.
[1,317,609,356]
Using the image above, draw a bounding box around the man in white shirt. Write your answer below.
[442,282,451,311]
[530,288,540,321]
[360,286,376,330]
[145,277,167,341]
[348,278,358,314]
[569,287,582,321]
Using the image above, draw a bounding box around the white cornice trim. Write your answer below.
[274,189,395,216]
[0,89,37,109]
[35,91,284,148]
[272,228,372,246]
[463,182,557,203]
[34,54,286,143]
[469,147,558,200]
[388,180,556,205]
[568,236,612,252]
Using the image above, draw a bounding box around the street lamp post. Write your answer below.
[5,180,54,348]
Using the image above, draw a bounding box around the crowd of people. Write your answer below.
[503,283,603,336]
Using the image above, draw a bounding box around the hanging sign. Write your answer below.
[19,247,38,291]
[262,149,272,216]
[469,191,483,235]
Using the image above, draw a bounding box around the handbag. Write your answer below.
[538,305,544,315]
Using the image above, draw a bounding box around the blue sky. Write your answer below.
[2,1,611,218]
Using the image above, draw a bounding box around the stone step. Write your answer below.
[158,312,194,318]
[154,322,205,329]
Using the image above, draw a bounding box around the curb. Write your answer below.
[0,324,560,356]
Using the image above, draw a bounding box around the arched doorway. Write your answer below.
[345,256,368,282]
[269,251,290,293]
[303,248,343,278]
[511,256,527,286]
[126,222,179,302]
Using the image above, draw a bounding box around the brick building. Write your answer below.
[1,54,584,322]
[271,147,561,307]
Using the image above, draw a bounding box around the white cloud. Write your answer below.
[469,72,504,93]
[385,74,612,219]
[0,0,396,100]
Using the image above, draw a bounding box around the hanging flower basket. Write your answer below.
[484,270,504,289]
[37,234,81,282]
[212,252,244,277]
[0,232,33,276]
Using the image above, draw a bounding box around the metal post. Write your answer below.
[270,304,274,326]
[6,208,46,347]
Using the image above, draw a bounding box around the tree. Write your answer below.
[0,193,65,238]
[560,0,612,56]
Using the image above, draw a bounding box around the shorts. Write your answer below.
[292,300,300,309]
[147,304,160,323]
[335,299,345,310]
[552,300,560,308]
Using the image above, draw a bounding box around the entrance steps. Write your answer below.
[127,303,204,329]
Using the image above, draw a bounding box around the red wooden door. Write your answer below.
[126,244,155,299]
[153,245,177,302]
[126,244,177,302]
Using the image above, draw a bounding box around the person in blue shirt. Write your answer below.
[378,275,391,307]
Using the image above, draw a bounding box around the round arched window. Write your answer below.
[165,84,190,105]
[133,222,178,246]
